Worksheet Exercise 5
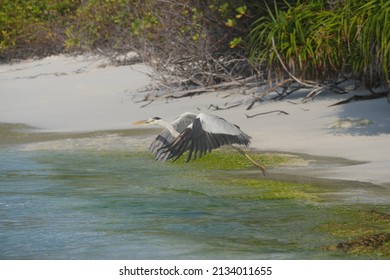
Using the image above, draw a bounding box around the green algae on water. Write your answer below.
[219,178,320,201]
[153,146,390,258]
[169,149,319,201]
[171,148,290,171]
[320,208,390,258]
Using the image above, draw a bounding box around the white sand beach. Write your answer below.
[1,55,390,185]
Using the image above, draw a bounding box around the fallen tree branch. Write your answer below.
[208,103,242,111]
[302,87,324,101]
[272,83,302,101]
[143,75,261,104]
[246,78,293,110]
[328,91,389,106]
[140,100,154,108]
[245,110,289,118]
[134,93,150,103]
[166,88,212,99]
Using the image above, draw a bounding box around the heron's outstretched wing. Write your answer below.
[163,113,251,162]
[149,129,174,161]
[149,112,197,161]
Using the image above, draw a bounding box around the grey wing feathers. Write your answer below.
[163,115,251,162]
[149,129,174,161]
[149,112,196,161]
[173,112,197,132]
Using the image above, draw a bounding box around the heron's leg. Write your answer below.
[231,146,266,176]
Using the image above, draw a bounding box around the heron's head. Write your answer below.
[133,117,161,125]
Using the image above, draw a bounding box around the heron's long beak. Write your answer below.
[132,120,150,125]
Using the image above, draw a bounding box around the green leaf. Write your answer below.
[229,37,242,48]
[225,18,236,28]
[236,5,247,18]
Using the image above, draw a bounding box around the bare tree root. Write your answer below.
[138,74,261,107]
[267,37,365,103]
[271,37,318,89]
[329,91,389,106]
[137,35,380,111]
[246,78,293,110]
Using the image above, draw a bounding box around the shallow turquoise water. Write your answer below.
[0,124,388,259]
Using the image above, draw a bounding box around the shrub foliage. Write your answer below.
[0,0,389,88]
[250,0,390,87]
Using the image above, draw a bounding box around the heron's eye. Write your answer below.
[152,117,161,120]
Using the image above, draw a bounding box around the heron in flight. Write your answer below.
[133,112,266,175]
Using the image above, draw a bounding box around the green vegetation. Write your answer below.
[0,0,79,58]
[171,149,289,171]
[320,208,390,258]
[184,149,390,257]
[171,150,319,201]
[221,177,320,200]
[1,0,389,88]
[250,0,390,87]
[0,0,248,61]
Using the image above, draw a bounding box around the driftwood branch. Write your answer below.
[208,103,242,111]
[140,100,154,108]
[245,110,289,118]
[329,91,389,107]
[272,84,302,101]
[140,75,261,106]
[136,36,379,110]
[246,78,293,110]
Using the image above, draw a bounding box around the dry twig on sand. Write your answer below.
[245,110,289,118]
[208,103,243,111]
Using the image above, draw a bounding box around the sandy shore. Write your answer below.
[1,55,390,185]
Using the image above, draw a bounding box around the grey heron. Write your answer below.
[133,112,266,175]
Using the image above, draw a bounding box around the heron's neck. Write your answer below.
[157,119,180,137]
